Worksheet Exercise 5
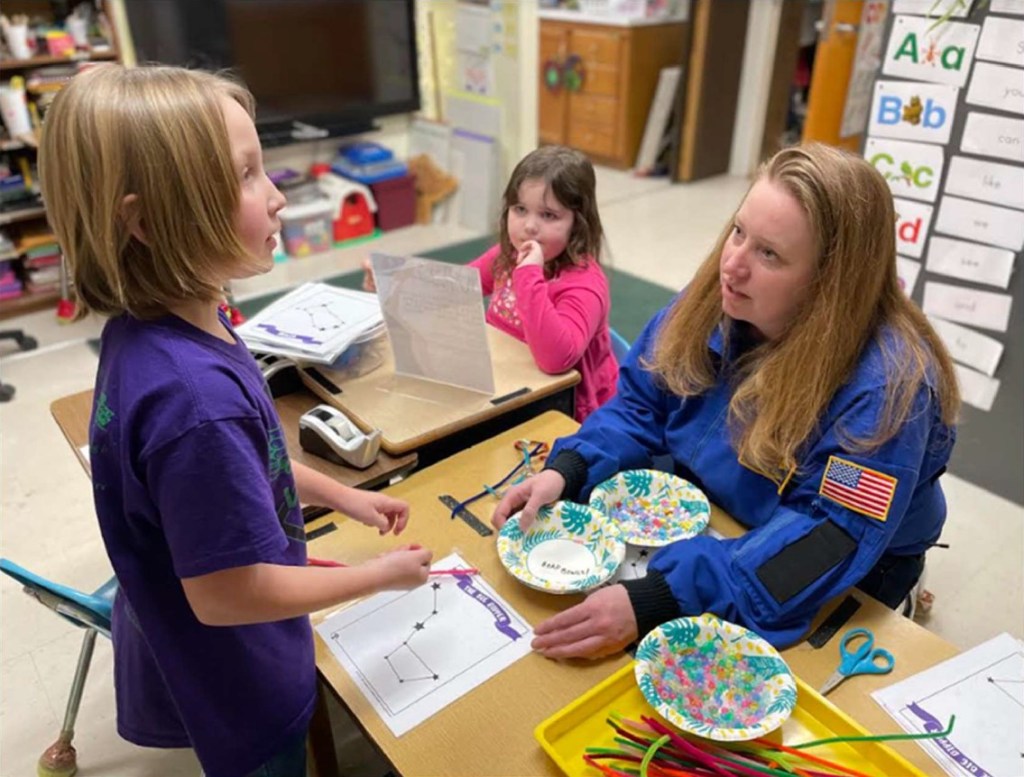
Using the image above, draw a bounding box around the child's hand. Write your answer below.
[361,258,377,292]
[366,545,433,590]
[342,491,410,535]
[516,240,544,268]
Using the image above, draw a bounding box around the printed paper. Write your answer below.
[873,634,1023,775]
[841,0,891,138]
[926,235,1015,289]
[966,61,1024,116]
[991,0,1024,14]
[891,0,971,16]
[893,197,934,258]
[935,195,1024,251]
[869,80,958,143]
[975,15,1024,67]
[883,16,979,87]
[961,112,1024,163]
[922,281,1013,333]
[865,137,945,202]
[236,283,385,365]
[897,256,923,297]
[316,553,532,736]
[944,155,1024,210]
[954,363,1002,411]
[928,315,1004,376]
[371,253,495,394]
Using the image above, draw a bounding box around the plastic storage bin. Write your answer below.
[332,142,408,184]
[279,199,334,257]
[370,174,416,231]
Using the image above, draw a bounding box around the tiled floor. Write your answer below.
[1,167,1021,777]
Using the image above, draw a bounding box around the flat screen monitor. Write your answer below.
[123,0,421,142]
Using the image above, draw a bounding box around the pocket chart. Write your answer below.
[926,235,1015,289]
[961,112,1024,163]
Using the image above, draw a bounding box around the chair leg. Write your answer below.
[37,629,98,777]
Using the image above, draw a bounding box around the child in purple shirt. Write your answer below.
[38,64,434,777]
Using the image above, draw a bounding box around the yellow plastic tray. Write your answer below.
[535,661,926,777]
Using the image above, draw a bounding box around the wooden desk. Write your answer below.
[300,326,579,467]
[50,387,418,490]
[307,411,958,777]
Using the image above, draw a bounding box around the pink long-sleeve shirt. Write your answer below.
[469,244,619,421]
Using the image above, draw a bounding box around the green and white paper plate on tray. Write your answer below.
[634,614,797,741]
[589,469,710,547]
[497,501,625,593]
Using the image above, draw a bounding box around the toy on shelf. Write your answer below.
[279,199,334,257]
[310,163,377,243]
[330,143,415,232]
[407,154,458,224]
[330,142,407,185]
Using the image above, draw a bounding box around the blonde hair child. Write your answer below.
[40,65,432,777]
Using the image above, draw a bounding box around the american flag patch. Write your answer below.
[819,456,897,522]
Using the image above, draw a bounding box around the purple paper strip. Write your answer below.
[456,576,524,640]
[255,323,323,345]
[908,702,994,777]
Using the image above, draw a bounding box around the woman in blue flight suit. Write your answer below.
[492,144,960,658]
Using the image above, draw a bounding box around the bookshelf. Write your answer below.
[0,4,122,321]
[0,50,117,71]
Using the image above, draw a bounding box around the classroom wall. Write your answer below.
[109,0,537,181]
[415,0,538,183]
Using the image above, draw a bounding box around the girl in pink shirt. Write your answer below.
[471,146,618,421]
[367,146,618,421]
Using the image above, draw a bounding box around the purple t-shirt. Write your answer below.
[89,312,315,777]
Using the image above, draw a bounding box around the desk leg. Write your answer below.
[308,679,341,777]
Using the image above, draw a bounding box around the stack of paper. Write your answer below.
[236,283,385,365]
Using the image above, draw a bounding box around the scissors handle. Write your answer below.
[839,628,895,676]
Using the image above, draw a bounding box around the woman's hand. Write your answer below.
[515,240,544,268]
[361,258,376,292]
[532,585,638,659]
[340,490,410,535]
[491,470,565,531]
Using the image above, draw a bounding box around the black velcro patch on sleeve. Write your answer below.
[755,520,858,605]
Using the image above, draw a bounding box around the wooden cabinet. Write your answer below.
[538,19,688,169]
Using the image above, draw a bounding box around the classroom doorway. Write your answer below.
[761,0,888,159]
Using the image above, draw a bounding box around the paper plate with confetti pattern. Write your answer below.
[497,501,625,594]
[589,469,710,547]
[634,614,797,741]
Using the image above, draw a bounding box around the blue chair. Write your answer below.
[609,328,631,365]
[0,559,118,777]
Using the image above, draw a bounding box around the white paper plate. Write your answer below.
[496,501,625,594]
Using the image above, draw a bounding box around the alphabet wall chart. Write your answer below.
[865,1,1024,505]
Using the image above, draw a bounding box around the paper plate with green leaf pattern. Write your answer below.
[634,614,797,741]
[496,501,625,594]
[589,469,710,547]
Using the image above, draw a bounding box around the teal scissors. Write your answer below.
[819,627,895,696]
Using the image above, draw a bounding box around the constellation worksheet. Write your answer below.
[237,282,383,362]
[873,633,1024,777]
[315,553,533,736]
